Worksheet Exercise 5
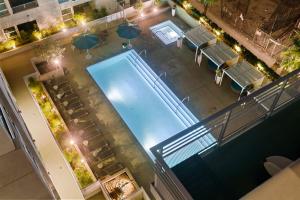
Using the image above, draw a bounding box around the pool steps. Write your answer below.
[127,50,216,167]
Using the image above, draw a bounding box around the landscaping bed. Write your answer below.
[170,0,279,81]
[26,76,95,189]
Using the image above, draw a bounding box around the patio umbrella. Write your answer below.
[117,23,141,47]
[73,33,99,50]
[73,33,99,59]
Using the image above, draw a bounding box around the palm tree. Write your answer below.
[198,0,217,15]
[280,32,300,72]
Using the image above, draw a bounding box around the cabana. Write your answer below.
[198,42,239,70]
[221,61,265,98]
[184,25,217,61]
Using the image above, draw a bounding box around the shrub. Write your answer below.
[134,0,143,11]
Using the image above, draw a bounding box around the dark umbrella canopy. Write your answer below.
[117,23,141,40]
[73,33,99,50]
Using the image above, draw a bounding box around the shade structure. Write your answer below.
[199,42,239,69]
[185,25,216,48]
[185,25,216,61]
[73,33,99,50]
[117,23,141,40]
[223,61,265,91]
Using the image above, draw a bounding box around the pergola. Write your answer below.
[184,25,216,61]
[221,61,265,97]
[198,42,239,69]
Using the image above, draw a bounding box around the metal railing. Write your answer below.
[11,1,38,13]
[150,68,300,199]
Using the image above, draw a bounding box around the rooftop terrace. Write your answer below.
[0,7,278,199]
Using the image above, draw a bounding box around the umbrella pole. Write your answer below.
[128,39,132,49]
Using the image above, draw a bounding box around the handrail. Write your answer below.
[175,96,189,114]
[127,51,196,127]
[150,67,300,200]
[151,68,300,150]
[153,72,166,88]
[129,52,196,126]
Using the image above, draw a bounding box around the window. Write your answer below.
[61,8,72,22]
[3,27,17,39]
[58,0,68,4]
[0,0,9,17]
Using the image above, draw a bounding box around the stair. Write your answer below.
[126,50,217,167]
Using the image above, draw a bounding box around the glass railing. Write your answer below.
[151,68,300,199]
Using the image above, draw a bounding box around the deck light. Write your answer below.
[153,7,158,12]
[140,12,144,17]
[62,28,67,33]
[53,58,60,65]
[234,44,242,53]
[70,139,75,145]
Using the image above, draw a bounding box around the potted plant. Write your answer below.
[215,68,222,85]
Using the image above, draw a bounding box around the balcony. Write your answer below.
[9,0,38,13]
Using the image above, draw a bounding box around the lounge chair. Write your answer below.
[80,128,102,141]
[56,90,74,100]
[61,93,79,102]
[93,167,108,179]
[69,109,89,119]
[93,146,114,161]
[67,102,84,112]
[102,162,124,176]
[62,96,80,105]
[82,136,108,152]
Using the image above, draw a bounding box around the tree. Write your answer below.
[280,32,300,73]
[37,41,66,63]
[198,0,217,15]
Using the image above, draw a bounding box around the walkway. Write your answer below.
[0,149,52,199]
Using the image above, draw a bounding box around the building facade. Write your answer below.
[0,0,134,42]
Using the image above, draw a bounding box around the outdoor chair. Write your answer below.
[67,103,84,113]
[78,123,98,134]
[57,90,74,100]
[79,128,102,141]
[93,167,108,179]
[69,109,89,119]
[102,162,124,176]
[82,135,108,152]
[92,146,114,161]
[65,101,83,111]
[62,96,80,106]
[61,93,79,102]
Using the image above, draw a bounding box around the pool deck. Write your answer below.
[0,10,238,197]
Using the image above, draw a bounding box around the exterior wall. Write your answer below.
[0,69,59,198]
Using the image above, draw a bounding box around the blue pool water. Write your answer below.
[87,50,199,159]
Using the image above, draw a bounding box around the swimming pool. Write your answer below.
[150,20,184,45]
[87,50,215,166]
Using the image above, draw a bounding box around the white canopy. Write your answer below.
[185,25,216,48]
[200,42,239,68]
[223,61,265,90]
